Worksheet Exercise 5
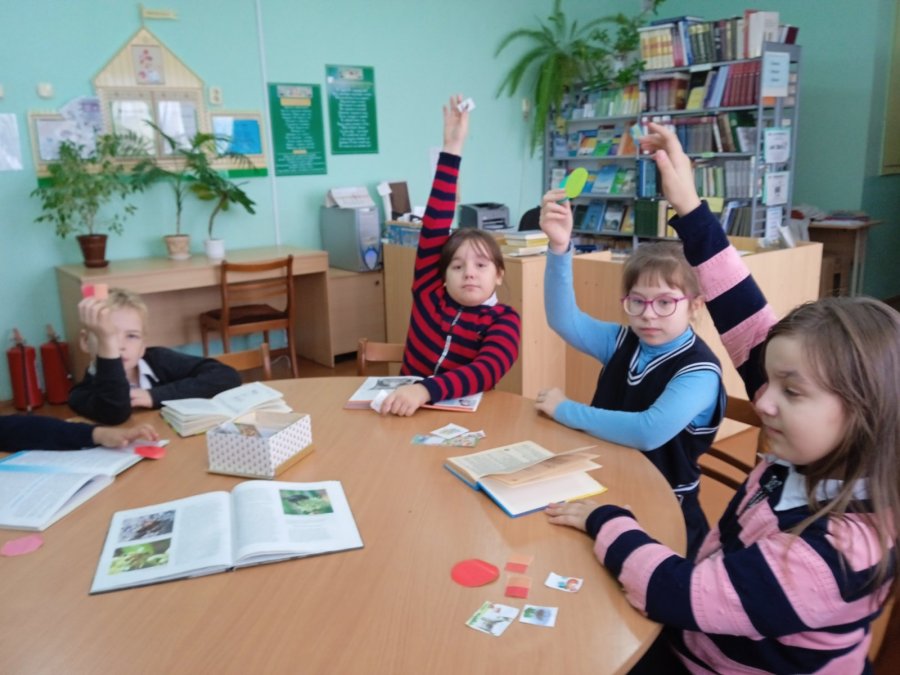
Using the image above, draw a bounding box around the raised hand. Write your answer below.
[638,122,701,217]
[442,94,470,156]
[539,189,574,254]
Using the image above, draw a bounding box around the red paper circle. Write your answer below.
[451,559,499,587]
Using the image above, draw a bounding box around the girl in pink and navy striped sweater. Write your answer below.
[379,96,520,416]
[547,122,900,674]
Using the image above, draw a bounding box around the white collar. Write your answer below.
[764,455,870,511]
[136,358,158,390]
[482,292,498,307]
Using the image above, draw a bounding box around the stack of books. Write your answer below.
[501,231,549,257]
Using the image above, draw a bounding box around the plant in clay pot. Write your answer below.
[31,132,148,267]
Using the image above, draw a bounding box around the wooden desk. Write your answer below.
[56,247,334,377]
[808,220,882,296]
[0,378,684,675]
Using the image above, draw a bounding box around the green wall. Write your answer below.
[0,0,896,402]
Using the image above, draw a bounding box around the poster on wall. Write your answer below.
[267,83,327,176]
[325,65,378,155]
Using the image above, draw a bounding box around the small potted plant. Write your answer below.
[31,132,148,267]
[137,123,257,260]
[189,153,257,260]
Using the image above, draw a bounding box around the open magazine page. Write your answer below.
[90,492,234,593]
[447,441,556,484]
[231,480,363,566]
[345,376,424,408]
[0,448,142,476]
[0,471,113,530]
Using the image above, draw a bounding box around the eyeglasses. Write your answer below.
[621,294,692,317]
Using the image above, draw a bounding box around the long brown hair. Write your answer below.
[763,297,900,588]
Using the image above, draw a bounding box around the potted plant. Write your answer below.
[494,0,665,154]
[189,153,257,261]
[31,132,149,267]
[137,123,257,261]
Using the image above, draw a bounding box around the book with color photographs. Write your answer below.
[0,445,164,531]
[161,381,291,437]
[444,441,606,517]
[89,480,363,594]
[344,376,483,412]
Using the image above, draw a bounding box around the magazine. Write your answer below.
[344,376,483,412]
[90,480,363,593]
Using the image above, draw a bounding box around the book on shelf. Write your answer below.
[620,205,635,234]
[160,381,291,437]
[344,376,483,412]
[590,164,620,195]
[0,445,163,531]
[601,203,626,233]
[504,231,549,246]
[443,441,606,517]
[609,167,636,196]
[579,201,606,233]
[593,126,618,156]
[576,129,597,156]
[89,480,363,594]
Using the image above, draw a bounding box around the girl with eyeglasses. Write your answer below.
[536,196,725,558]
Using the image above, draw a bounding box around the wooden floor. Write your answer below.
[3,350,899,671]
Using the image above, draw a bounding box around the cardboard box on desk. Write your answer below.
[207,411,313,479]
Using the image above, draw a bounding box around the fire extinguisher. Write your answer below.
[7,329,44,412]
[41,324,73,405]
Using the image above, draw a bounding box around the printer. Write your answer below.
[458,202,511,231]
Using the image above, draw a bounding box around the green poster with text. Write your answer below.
[326,65,378,155]
[268,83,327,176]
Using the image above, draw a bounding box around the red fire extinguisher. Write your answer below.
[41,324,73,405]
[7,329,44,412]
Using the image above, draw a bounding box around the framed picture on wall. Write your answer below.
[28,112,98,174]
[210,111,267,167]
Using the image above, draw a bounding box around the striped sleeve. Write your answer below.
[411,152,460,293]
[669,202,776,399]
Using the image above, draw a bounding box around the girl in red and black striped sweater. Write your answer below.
[379,96,521,416]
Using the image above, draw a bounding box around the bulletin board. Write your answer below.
[325,65,378,155]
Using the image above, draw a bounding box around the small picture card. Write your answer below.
[465,601,519,637]
[545,572,583,593]
[504,574,531,599]
[504,553,534,574]
[411,430,484,447]
[520,605,558,628]
[430,423,469,440]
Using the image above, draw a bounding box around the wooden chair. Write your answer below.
[199,255,299,378]
[356,338,404,376]
[210,343,272,381]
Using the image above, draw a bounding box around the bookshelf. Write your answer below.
[545,14,801,247]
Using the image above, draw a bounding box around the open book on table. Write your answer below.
[161,381,291,436]
[0,445,163,531]
[90,480,363,594]
[344,376,483,412]
[444,441,606,517]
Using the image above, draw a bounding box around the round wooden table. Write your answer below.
[0,378,685,674]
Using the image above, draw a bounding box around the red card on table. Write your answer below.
[1,534,44,557]
[135,445,166,460]
[451,559,499,587]
[505,553,534,574]
[505,574,532,599]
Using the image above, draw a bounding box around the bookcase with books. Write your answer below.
[545,10,801,249]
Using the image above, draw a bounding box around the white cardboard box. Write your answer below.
[207,411,313,479]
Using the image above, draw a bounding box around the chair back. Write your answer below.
[357,338,405,376]
[219,255,295,323]
[518,206,541,231]
[210,343,273,381]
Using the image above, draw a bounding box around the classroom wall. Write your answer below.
[0,0,895,403]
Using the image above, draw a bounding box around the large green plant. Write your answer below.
[31,132,149,238]
[134,123,257,237]
[495,0,666,154]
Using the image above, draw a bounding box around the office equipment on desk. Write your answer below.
[458,202,511,231]
[199,255,300,378]
[319,204,382,272]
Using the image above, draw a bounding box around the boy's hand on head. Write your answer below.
[442,94,469,156]
[638,122,701,217]
[92,423,160,448]
[545,499,600,532]
[77,297,119,358]
[540,191,574,254]
[380,383,430,417]
[130,388,153,408]
[534,387,566,417]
